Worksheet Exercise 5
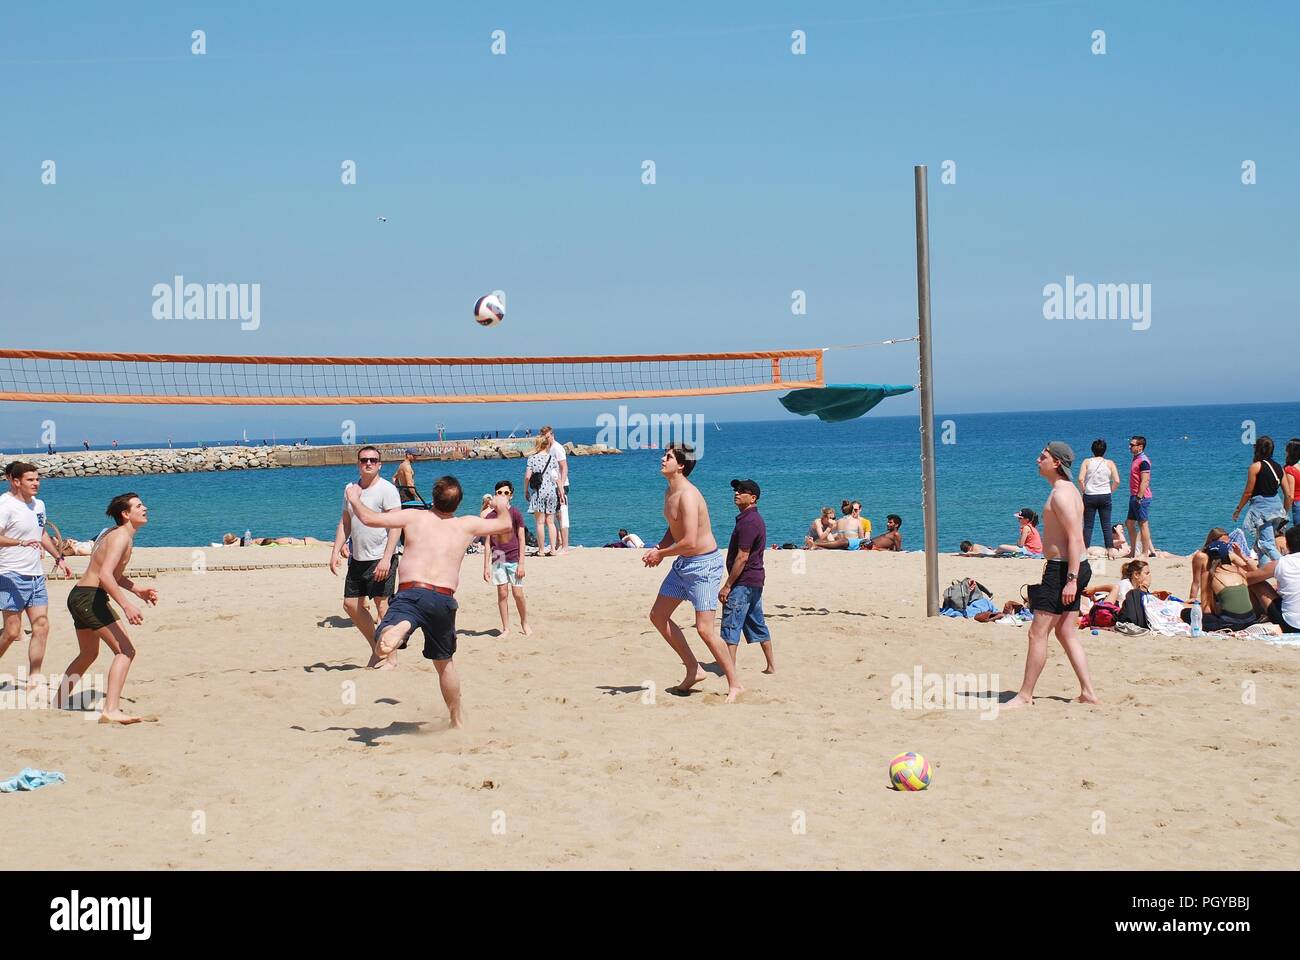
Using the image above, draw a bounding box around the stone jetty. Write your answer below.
[12,439,620,479]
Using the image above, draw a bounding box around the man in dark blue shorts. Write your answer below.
[345,477,512,728]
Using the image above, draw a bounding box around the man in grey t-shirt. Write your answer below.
[330,446,401,668]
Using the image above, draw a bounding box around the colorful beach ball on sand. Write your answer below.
[889,752,932,791]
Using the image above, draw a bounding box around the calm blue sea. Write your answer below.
[22,402,1300,555]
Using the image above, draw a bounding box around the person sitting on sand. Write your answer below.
[55,492,159,725]
[997,509,1043,556]
[1244,526,1300,634]
[1184,539,1276,632]
[1109,524,1130,555]
[807,507,836,544]
[808,514,903,551]
[620,529,644,548]
[345,476,514,728]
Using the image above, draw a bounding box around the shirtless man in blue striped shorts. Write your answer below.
[643,443,743,702]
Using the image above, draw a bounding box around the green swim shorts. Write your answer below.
[67,585,119,631]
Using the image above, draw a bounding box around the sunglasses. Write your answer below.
[495,489,511,496]
[358,457,380,464]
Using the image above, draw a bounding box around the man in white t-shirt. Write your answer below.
[0,461,71,684]
[1247,526,1300,634]
[329,447,402,668]
[541,425,570,554]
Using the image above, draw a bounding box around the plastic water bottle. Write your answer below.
[1189,600,1202,637]
[242,528,252,547]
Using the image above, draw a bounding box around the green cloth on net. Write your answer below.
[779,384,915,422]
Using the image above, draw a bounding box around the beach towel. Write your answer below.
[940,596,996,619]
[778,384,915,423]
[1143,596,1191,636]
[0,768,66,793]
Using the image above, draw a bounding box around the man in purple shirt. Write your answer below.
[482,479,531,637]
[719,479,774,674]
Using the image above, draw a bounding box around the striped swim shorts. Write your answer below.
[658,550,726,612]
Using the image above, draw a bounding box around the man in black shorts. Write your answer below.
[330,447,401,669]
[1004,441,1100,709]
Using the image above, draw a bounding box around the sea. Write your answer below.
[16,401,1300,555]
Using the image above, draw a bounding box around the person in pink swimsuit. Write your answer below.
[997,508,1043,556]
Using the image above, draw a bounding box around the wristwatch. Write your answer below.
[1066,571,1078,582]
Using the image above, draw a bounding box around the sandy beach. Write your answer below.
[4,545,1297,869]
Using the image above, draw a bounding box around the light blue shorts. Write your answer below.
[491,560,520,586]
[0,573,48,612]
[658,550,726,612]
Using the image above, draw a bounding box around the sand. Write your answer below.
[4,545,1297,869]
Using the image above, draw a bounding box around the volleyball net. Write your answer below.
[0,349,823,405]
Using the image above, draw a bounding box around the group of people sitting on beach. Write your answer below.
[803,500,903,552]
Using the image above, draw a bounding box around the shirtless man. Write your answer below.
[393,448,425,505]
[344,475,511,728]
[1004,442,1099,709]
[55,492,159,724]
[642,443,743,702]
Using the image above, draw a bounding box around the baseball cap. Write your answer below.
[1045,440,1074,479]
[404,447,418,456]
[730,478,760,499]
[1015,508,1037,523]
[1205,540,1231,563]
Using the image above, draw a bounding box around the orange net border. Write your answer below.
[0,349,824,405]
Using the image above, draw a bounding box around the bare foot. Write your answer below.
[521,623,533,636]
[372,657,397,671]
[725,684,745,703]
[499,627,511,639]
[1075,691,1100,705]
[762,665,775,675]
[448,711,465,729]
[670,665,709,694]
[1001,694,1033,710]
[98,710,156,725]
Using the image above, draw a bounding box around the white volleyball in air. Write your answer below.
[474,293,505,327]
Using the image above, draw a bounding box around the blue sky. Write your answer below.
[2,0,1296,446]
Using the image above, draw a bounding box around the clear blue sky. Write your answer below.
[2,1,1296,446]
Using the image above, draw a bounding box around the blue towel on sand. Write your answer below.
[940,596,996,619]
[0,768,66,793]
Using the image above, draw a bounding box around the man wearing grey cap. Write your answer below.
[393,448,425,506]
[1004,440,1099,709]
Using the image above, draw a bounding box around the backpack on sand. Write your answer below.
[942,578,993,613]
